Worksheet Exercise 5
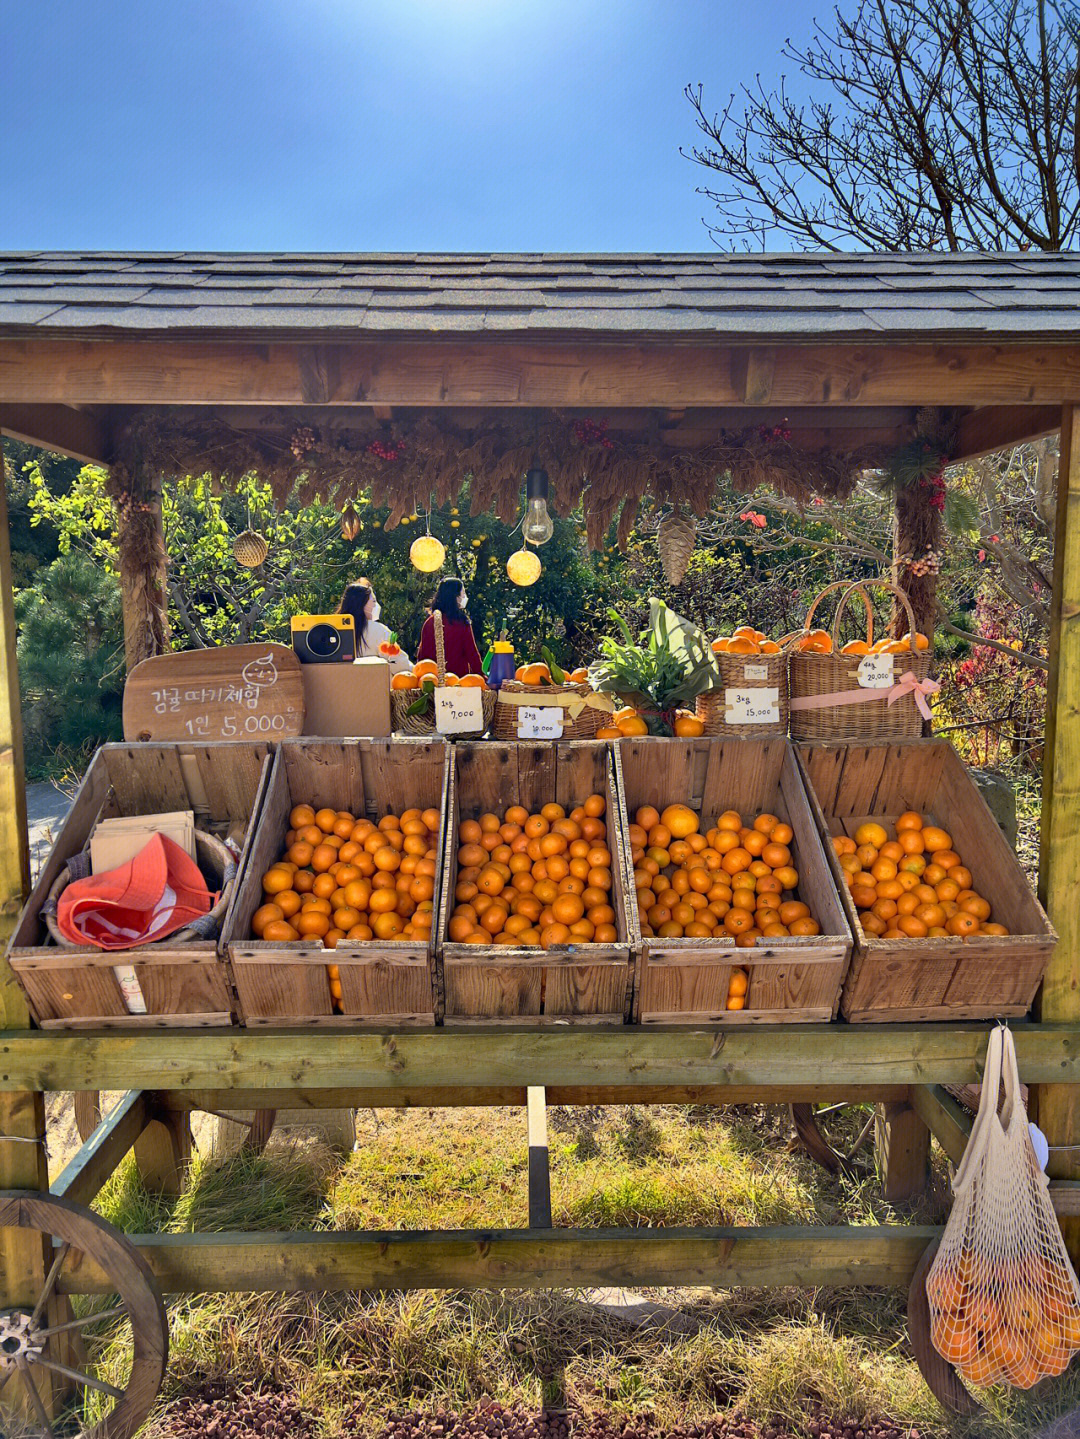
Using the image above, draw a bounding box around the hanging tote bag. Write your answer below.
[926,1025,1080,1388]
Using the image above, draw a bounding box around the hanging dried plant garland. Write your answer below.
[112,408,889,552]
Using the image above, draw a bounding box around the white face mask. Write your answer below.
[458,591,468,609]
[366,597,380,622]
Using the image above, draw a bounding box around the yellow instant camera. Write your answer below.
[290,613,356,663]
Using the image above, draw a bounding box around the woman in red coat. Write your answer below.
[416,578,484,677]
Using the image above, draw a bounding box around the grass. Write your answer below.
[63,1104,1080,1437]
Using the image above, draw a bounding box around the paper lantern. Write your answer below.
[410,534,446,572]
[507,547,542,586]
[233,528,268,568]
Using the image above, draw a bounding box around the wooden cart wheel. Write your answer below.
[73,1094,277,1157]
[0,1190,168,1438]
[907,1237,983,1418]
[790,1102,878,1175]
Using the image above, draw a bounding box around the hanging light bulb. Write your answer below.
[410,534,446,572]
[409,506,446,572]
[522,461,554,545]
[507,545,542,587]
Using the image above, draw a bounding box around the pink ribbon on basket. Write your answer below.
[789,671,941,721]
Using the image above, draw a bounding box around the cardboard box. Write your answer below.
[301,657,391,737]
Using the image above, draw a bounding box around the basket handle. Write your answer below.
[789,580,874,652]
[434,609,447,682]
[831,577,930,654]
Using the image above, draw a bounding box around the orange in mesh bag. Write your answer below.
[927,1024,1080,1388]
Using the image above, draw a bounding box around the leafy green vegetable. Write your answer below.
[590,601,719,733]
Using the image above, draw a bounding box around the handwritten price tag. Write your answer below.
[725,687,780,725]
[434,687,485,734]
[857,654,895,689]
[518,705,564,739]
[743,663,770,681]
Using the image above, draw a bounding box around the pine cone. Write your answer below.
[233,528,269,567]
[340,505,361,541]
[657,510,696,586]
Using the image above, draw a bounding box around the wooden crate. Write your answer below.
[226,738,449,1026]
[796,740,1057,1021]
[615,737,852,1024]
[7,742,273,1028]
[437,742,634,1024]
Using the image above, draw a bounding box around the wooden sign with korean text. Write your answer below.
[123,643,305,742]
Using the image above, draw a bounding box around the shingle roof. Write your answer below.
[1,251,1078,340]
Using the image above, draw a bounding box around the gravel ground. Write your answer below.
[150,1385,923,1439]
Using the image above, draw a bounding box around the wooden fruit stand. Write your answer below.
[2,252,1080,1434]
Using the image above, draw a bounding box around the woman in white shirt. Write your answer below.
[337,580,413,673]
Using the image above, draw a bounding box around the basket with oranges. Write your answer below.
[698,624,788,738]
[788,578,935,742]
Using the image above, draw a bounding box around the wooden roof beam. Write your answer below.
[1,338,1080,408]
[0,403,113,465]
[950,404,1061,462]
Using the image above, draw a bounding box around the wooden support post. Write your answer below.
[53,1092,150,1207]
[1036,400,1080,1259]
[911,1085,972,1169]
[114,457,170,671]
[0,448,64,1420]
[527,1086,552,1230]
[876,1101,930,1202]
[133,1103,192,1197]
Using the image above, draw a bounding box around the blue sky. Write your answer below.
[2,0,815,252]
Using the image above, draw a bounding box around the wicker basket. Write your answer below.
[696,650,788,737]
[42,829,236,948]
[788,579,934,742]
[390,611,496,737]
[493,680,600,740]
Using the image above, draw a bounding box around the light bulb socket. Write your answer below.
[525,466,550,503]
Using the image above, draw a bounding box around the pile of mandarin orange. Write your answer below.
[253,802,441,951]
[833,812,1008,938]
[632,804,821,962]
[446,795,618,949]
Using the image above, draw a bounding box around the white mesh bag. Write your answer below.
[927,1024,1080,1388]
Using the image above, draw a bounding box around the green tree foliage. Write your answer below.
[14,550,125,777]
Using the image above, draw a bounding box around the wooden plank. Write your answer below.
[0,402,112,464]
[122,643,304,743]
[52,1091,150,1206]
[4,337,1080,407]
[59,1223,940,1295]
[876,1101,930,1202]
[3,1022,1080,1091]
[166,1083,913,1110]
[911,1085,972,1168]
[526,1086,551,1229]
[951,403,1060,463]
[742,347,777,404]
[1037,400,1080,1262]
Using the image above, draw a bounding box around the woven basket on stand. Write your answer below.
[696,650,789,738]
[390,610,496,737]
[788,578,935,742]
[42,829,236,948]
[494,680,600,741]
